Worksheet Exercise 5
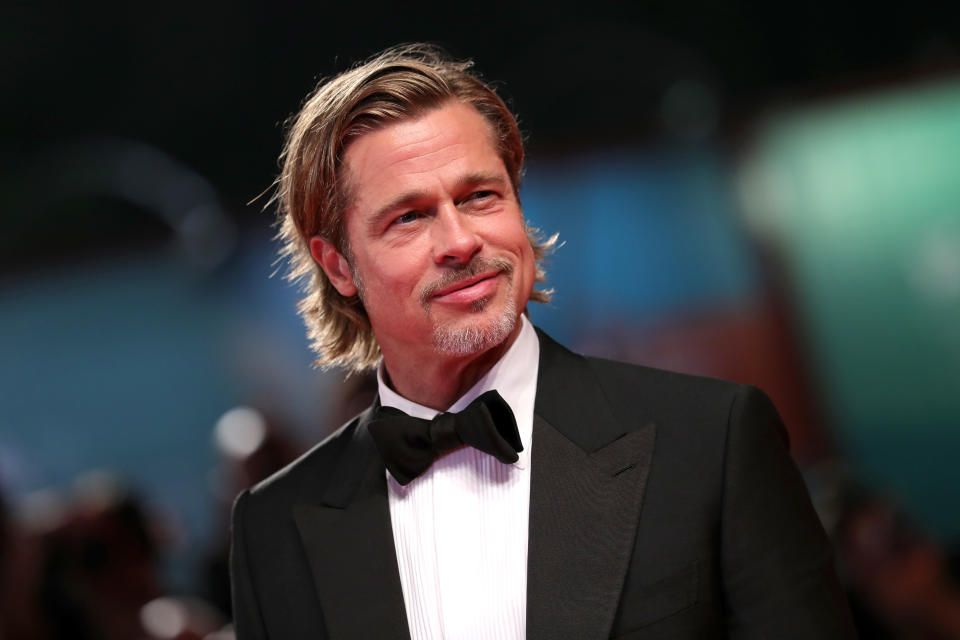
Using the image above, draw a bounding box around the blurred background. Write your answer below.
[3,2,960,638]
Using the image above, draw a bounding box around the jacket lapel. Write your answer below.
[527,330,656,640]
[292,407,411,640]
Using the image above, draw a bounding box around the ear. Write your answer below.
[309,236,358,297]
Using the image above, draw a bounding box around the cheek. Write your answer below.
[364,255,428,302]
[506,227,537,296]
[522,243,537,289]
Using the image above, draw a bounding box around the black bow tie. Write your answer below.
[368,390,523,486]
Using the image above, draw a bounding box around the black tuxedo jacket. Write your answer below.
[231,329,856,639]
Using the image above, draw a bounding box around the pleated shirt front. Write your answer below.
[376,316,539,640]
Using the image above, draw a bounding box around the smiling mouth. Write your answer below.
[420,257,515,307]
[431,272,498,298]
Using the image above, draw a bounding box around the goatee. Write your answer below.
[419,256,518,356]
[432,296,517,356]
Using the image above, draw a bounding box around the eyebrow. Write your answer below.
[366,171,510,232]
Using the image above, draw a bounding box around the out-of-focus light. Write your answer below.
[140,597,188,639]
[73,469,123,511]
[19,488,66,533]
[737,158,792,242]
[910,230,960,303]
[214,406,266,460]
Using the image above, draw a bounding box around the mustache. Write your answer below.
[419,256,514,306]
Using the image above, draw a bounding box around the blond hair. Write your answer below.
[273,43,555,371]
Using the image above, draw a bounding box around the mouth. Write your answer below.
[420,256,515,308]
[430,271,500,299]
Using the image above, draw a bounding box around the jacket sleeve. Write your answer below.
[230,489,269,640]
[720,385,857,639]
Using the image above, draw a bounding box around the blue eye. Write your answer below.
[394,211,420,225]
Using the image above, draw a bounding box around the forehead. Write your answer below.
[341,102,505,210]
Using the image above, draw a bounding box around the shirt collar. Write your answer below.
[376,314,539,468]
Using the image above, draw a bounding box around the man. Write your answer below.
[230,44,856,639]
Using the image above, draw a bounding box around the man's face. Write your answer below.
[323,101,535,364]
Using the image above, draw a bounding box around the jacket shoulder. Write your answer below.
[238,408,370,515]
[583,354,790,462]
[534,327,766,451]
[585,355,745,419]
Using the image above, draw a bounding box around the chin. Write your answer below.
[431,297,518,357]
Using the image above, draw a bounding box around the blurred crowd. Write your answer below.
[0,374,376,640]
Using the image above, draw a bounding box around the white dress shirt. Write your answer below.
[376,314,539,640]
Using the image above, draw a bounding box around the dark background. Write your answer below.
[5,1,959,264]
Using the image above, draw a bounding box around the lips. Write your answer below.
[419,256,515,308]
[427,272,502,306]
[431,271,499,299]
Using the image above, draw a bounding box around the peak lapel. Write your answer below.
[528,330,657,640]
[292,411,411,640]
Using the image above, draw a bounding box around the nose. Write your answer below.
[432,202,481,265]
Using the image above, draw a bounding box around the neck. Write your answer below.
[381,320,524,411]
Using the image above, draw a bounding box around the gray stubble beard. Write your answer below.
[431,294,517,356]
[422,256,518,357]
